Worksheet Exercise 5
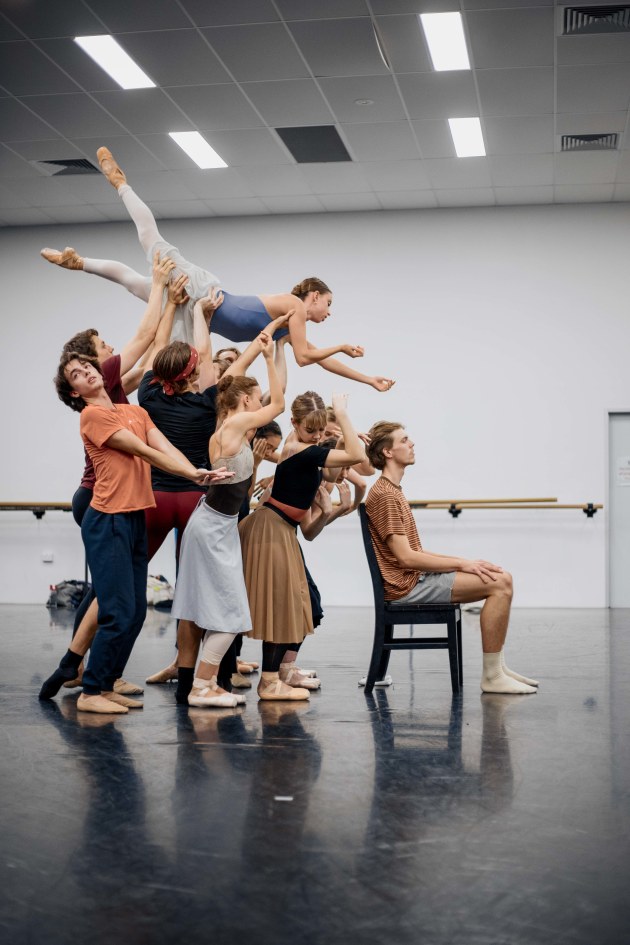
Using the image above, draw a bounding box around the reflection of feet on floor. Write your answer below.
[188,706,242,741]
[257,700,312,727]
[77,693,128,714]
[57,698,115,730]
[114,678,144,695]
[96,146,127,189]
[146,663,178,685]
[40,246,84,270]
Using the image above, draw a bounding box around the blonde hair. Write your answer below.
[291,277,331,300]
[366,421,404,471]
[291,391,327,433]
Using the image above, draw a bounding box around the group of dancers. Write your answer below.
[38,147,538,715]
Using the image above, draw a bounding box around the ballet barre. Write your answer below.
[408,498,602,518]
[0,502,73,520]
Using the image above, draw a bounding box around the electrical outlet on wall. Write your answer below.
[42,551,54,563]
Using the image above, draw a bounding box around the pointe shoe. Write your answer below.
[96,147,127,189]
[188,686,239,708]
[230,672,252,689]
[257,672,310,702]
[102,691,143,709]
[145,664,178,685]
[279,665,321,691]
[295,666,317,678]
[77,693,128,714]
[237,660,258,675]
[40,247,84,270]
[358,674,393,688]
[114,678,144,695]
[63,660,84,689]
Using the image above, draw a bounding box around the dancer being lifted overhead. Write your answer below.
[41,147,395,394]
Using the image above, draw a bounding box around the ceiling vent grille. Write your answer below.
[561,133,618,151]
[31,158,99,177]
[275,126,352,163]
[563,5,630,34]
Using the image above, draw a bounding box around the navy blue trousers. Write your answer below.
[81,507,148,695]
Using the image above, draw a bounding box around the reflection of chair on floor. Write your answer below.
[358,504,462,694]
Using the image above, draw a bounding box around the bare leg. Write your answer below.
[452,571,536,694]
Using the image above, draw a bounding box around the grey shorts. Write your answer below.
[396,571,456,605]
[148,239,221,299]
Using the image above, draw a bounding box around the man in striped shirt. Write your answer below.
[365,422,538,695]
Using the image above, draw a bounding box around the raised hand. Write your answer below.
[153,251,176,287]
[337,479,352,514]
[370,376,395,393]
[198,286,224,321]
[259,331,273,360]
[313,482,333,516]
[168,274,189,306]
[252,437,269,466]
[331,392,349,415]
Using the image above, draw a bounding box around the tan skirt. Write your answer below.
[238,506,313,644]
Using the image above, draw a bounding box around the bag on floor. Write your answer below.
[46,579,90,609]
[147,574,174,610]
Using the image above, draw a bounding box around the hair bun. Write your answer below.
[218,374,234,393]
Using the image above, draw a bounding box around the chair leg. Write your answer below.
[364,616,386,695]
[456,611,463,687]
[447,613,460,693]
[376,625,393,680]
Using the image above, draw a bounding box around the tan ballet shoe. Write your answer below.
[40,247,84,270]
[279,665,321,691]
[237,660,258,675]
[96,146,127,189]
[294,666,317,678]
[230,672,252,689]
[114,678,144,695]
[257,672,310,702]
[145,664,178,685]
[102,691,143,709]
[77,693,128,715]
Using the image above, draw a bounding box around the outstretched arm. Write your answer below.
[105,427,233,486]
[194,288,224,390]
[226,313,290,380]
[118,252,176,375]
[304,341,395,392]
[285,301,365,366]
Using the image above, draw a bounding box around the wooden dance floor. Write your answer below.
[2,604,629,945]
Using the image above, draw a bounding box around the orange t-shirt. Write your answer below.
[365,476,423,600]
[80,404,157,514]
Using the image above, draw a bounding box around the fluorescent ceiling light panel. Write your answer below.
[169,132,228,169]
[448,118,486,157]
[74,35,155,89]
[420,13,471,71]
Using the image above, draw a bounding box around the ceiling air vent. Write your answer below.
[563,5,630,35]
[275,126,352,163]
[561,133,618,151]
[31,158,100,177]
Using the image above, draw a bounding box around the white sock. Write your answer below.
[501,650,539,687]
[481,652,536,694]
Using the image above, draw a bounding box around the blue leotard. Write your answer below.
[212,292,290,343]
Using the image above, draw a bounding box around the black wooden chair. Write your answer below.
[358,503,463,695]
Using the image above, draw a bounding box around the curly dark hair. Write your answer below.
[54,351,103,412]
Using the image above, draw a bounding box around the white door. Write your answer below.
[609,412,630,607]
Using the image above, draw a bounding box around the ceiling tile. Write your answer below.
[318,192,381,211]
[300,162,371,193]
[425,157,492,189]
[617,150,630,181]
[495,185,553,206]
[0,182,32,208]
[37,38,121,93]
[613,183,630,200]
[557,64,630,113]
[109,171,197,203]
[0,18,23,41]
[206,196,269,215]
[376,190,438,209]
[398,72,479,120]
[25,93,125,138]
[477,68,554,117]
[134,133,207,170]
[261,194,326,213]
[289,19,388,77]
[0,0,104,39]
[70,136,165,174]
[93,89,194,135]
[201,25,310,82]
[0,145,42,178]
[361,159,431,191]
[372,0,458,12]
[39,204,110,224]
[484,116,554,155]
[121,30,230,87]
[52,174,121,203]
[554,151,618,185]
[93,203,141,221]
[167,85,263,131]
[88,0,191,32]
[554,184,614,203]
[373,15,432,74]
[149,200,213,220]
[436,188,496,207]
[0,98,60,142]
[340,121,419,162]
[556,112,628,136]
[0,207,55,225]
[7,176,90,207]
[276,0,368,18]
[9,138,85,162]
[177,168,254,199]
[181,0,280,27]
[489,153,553,187]
[411,120,455,159]
[467,8,554,69]
[557,34,630,67]
[318,76,407,123]
[235,164,312,196]
[202,128,292,166]
[462,0,553,9]
[0,42,80,96]
[241,79,333,126]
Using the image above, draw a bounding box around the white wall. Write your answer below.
[1,202,627,605]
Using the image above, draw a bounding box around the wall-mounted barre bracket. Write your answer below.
[583,503,597,518]
[448,504,462,518]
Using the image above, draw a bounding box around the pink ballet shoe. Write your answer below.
[41,247,84,270]
[96,147,127,189]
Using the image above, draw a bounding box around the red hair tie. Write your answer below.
[161,347,199,396]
